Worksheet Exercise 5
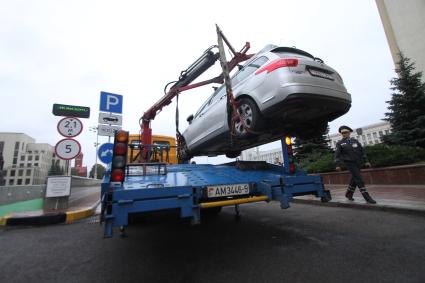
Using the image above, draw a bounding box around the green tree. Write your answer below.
[48,160,64,176]
[294,125,333,171]
[89,164,106,179]
[383,53,425,147]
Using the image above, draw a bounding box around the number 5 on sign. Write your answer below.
[55,138,81,160]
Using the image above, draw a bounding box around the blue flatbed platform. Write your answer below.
[101,161,330,237]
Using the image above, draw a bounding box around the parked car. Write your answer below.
[180,45,351,159]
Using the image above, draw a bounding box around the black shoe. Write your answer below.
[345,190,354,201]
[362,192,377,204]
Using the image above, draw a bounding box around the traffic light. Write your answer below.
[111,130,129,182]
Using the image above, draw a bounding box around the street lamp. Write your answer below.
[89,126,99,179]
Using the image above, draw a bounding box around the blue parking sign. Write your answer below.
[98,143,114,164]
[100,91,123,114]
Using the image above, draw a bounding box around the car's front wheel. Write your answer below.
[232,97,263,137]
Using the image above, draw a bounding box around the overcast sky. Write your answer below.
[0,0,395,168]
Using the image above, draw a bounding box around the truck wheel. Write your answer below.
[232,97,263,137]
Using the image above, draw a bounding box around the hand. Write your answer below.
[336,166,342,172]
[365,162,372,168]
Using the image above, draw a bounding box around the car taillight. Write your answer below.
[255,58,298,75]
[111,130,129,183]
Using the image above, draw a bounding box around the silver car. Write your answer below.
[181,45,351,159]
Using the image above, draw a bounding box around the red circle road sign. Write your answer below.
[57,117,83,138]
[55,138,81,160]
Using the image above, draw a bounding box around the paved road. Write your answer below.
[1,202,424,283]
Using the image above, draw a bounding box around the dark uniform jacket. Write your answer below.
[334,137,368,166]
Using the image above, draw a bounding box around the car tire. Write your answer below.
[232,97,263,137]
[225,151,241,158]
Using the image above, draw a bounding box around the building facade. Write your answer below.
[376,0,425,76]
[0,133,68,186]
[327,121,391,149]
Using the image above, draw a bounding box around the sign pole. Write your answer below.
[95,130,99,179]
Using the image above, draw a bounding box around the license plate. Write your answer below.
[308,69,334,80]
[207,184,249,198]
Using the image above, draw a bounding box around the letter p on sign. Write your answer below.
[100,91,123,114]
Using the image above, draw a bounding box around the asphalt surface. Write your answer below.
[1,202,424,283]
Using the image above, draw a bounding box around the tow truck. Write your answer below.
[100,26,331,237]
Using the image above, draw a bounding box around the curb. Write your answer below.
[0,200,100,226]
[292,198,425,216]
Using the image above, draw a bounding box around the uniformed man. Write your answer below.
[335,125,377,204]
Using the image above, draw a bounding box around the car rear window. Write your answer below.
[271,47,315,60]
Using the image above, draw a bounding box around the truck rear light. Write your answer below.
[111,169,125,182]
[113,156,126,168]
[114,143,127,155]
[116,130,129,143]
[289,163,296,173]
[255,58,298,75]
[111,130,129,184]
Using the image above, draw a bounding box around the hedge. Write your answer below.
[300,144,425,173]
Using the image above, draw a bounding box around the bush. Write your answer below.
[298,144,425,173]
[364,144,425,167]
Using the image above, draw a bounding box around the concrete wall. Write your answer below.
[0,185,45,205]
[320,164,425,185]
[0,177,102,205]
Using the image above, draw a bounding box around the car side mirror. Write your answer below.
[187,114,194,124]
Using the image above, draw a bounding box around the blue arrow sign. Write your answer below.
[98,143,114,164]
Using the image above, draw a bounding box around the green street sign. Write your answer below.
[52,104,90,118]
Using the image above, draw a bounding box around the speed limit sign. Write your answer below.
[55,138,81,160]
[57,117,83,137]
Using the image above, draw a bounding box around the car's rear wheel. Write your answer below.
[232,97,263,137]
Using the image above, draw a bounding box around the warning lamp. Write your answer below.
[285,136,292,146]
[111,130,129,183]
[289,163,296,174]
[111,169,125,182]
[116,130,129,143]
[114,143,127,155]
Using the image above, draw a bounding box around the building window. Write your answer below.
[17,179,22,185]
[28,155,33,161]
[27,163,31,167]
[35,155,39,161]
[373,132,377,138]
[20,155,25,161]
[14,142,20,150]
[13,158,17,165]
[18,169,23,176]
[10,170,15,177]
[34,163,39,167]
[9,179,14,185]
[379,131,383,137]
[385,130,389,134]
[375,139,379,144]
[19,163,24,167]
[367,133,371,139]
[26,169,31,176]
[35,150,39,154]
[25,179,30,185]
